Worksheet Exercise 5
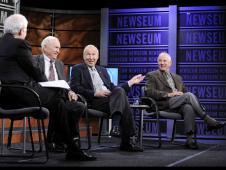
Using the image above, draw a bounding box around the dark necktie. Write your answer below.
[48,60,55,81]
[164,72,176,91]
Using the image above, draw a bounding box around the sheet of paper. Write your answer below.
[39,80,70,89]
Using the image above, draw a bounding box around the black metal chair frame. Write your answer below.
[0,82,49,164]
[139,87,197,148]
[77,94,113,149]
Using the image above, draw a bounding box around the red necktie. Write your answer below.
[48,60,55,81]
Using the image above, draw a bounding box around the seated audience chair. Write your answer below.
[0,81,49,164]
[140,86,196,148]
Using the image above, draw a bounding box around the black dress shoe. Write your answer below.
[207,121,226,131]
[120,143,143,152]
[65,150,97,161]
[110,126,121,137]
[185,142,199,150]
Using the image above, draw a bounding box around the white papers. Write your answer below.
[39,80,70,90]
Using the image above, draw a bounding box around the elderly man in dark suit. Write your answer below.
[34,36,96,160]
[70,44,145,152]
[0,14,95,161]
[145,52,226,149]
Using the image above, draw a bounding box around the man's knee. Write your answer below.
[65,101,86,116]
[112,87,126,97]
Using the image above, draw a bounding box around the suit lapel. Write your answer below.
[37,55,45,75]
[83,64,94,89]
[156,70,171,89]
[55,61,63,80]
[171,74,180,90]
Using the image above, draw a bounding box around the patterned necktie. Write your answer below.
[48,60,55,81]
[164,72,176,91]
[90,67,107,92]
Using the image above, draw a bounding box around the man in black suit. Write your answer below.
[0,14,96,161]
[34,36,86,154]
[70,44,145,152]
[145,52,226,149]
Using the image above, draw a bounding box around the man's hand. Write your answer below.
[94,89,111,97]
[168,91,183,97]
[68,90,78,101]
[128,74,145,87]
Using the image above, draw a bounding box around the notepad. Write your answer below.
[39,80,70,89]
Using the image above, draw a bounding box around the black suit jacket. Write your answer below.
[0,33,45,83]
[145,69,186,110]
[70,63,129,102]
[34,54,66,81]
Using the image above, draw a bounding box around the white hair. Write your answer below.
[83,44,99,57]
[3,14,28,35]
[157,52,172,62]
[41,36,60,49]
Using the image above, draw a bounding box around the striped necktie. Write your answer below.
[48,60,55,81]
[164,72,176,91]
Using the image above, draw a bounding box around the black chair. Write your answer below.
[0,81,49,164]
[140,86,197,148]
[87,109,110,144]
[77,95,112,149]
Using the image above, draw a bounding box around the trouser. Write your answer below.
[168,92,205,134]
[169,92,206,118]
[91,87,136,143]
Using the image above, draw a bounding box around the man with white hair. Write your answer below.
[34,36,86,155]
[70,44,145,152]
[0,14,96,161]
[144,52,226,149]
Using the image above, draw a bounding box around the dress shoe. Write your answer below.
[120,143,143,152]
[48,142,67,153]
[65,150,97,161]
[110,126,121,137]
[207,121,226,131]
[185,141,199,150]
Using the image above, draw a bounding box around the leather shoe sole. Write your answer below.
[120,144,143,152]
[66,150,96,161]
[185,142,199,150]
[207,121,226,131]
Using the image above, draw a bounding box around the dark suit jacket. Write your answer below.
[0,33,45,83]
[70,63,130,103]
[34,54,66,81]
[145,69,186,110]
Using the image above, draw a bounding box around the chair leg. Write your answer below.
[27,117,35,157]
[98,117,104,144]
[170,119,177,144]
[155,114,162,148]
[40,119,49,162]
[7,119,14,149]
[36,119,43,152]
[85,108,91,150]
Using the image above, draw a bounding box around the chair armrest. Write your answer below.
[140,96,159,113]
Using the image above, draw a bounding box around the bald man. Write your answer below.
[145,52,226,149]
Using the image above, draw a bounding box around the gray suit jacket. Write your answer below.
[145,69,186,110]
[34,54,66,81]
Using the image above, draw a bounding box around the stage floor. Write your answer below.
[0,136,226,167]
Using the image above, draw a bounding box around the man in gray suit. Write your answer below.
[145,52,226,149]
[34,36,96,160]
